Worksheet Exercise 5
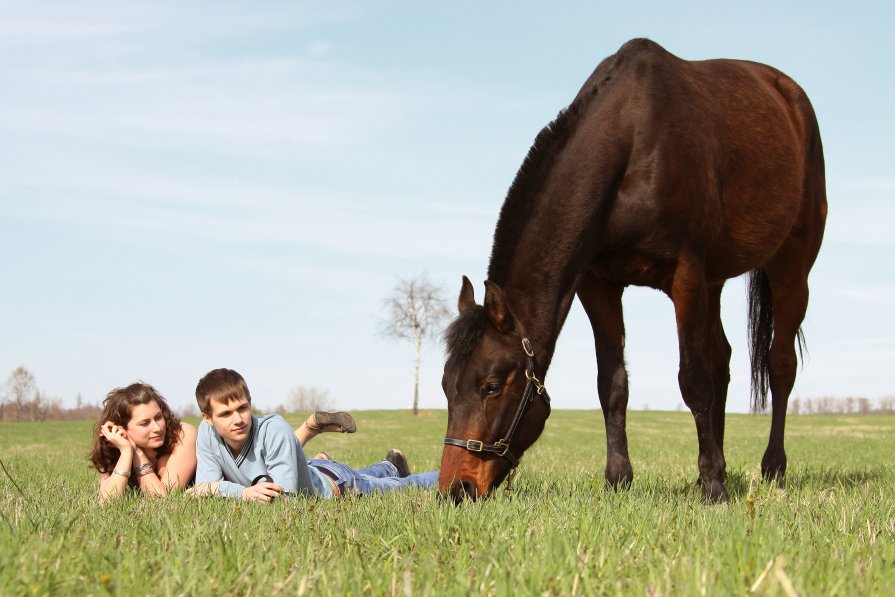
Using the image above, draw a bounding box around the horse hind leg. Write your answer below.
[670,253,728,502]
[577,274,634,490]
[758,262,810,485]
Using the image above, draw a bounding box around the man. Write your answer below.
[189,368,438,502]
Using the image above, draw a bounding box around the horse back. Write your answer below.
[570,39,826,284]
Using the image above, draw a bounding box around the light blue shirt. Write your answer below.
[195,413,333,499]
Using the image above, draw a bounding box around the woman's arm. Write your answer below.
[131,446,170,498]
[155,423,198,492]
[97,423,135,504]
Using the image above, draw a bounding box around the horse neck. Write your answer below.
[490,104,624,368]
[493,194,604,370]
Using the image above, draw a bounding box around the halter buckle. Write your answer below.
[466,439,484,452]
[525,368,545,394]
[522,337,535,357]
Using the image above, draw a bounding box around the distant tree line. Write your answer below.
[0,368,338,423]
[788,396,895,415]
[1,366,102,422]
[3,366,894,421]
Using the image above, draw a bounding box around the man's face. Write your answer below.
[202,396,253,452]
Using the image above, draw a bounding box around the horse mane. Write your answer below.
[443,306,489,365]
[486,42,648,286]
[487,108,577,285]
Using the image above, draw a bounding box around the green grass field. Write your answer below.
[1,410,893,595]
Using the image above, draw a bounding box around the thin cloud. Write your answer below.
[843,178,895,191]
[837,287,895,303]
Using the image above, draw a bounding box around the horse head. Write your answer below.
[439,276,551,503]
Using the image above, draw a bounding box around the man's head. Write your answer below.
[196,368,253,451]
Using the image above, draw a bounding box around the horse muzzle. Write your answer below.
[440,477,494,504]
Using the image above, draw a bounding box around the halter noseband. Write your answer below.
[443,337,552,469]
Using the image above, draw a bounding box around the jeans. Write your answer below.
[308,458,439,495]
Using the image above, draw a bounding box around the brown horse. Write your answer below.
[439,39,826,503]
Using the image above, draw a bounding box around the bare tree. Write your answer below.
[287,385,333,413]
[857,397,871,415]
[178,403,200,418]
[4,366,38,422]
[381,274,451,415]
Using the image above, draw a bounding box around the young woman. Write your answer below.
[91,383,197,503]
[90,382,355,503]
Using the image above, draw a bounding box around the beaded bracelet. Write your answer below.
[133,462,154,477]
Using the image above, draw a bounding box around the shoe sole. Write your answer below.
[386,449,411,477]
[313,411,357,433]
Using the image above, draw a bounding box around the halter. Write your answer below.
[443,337,551,469]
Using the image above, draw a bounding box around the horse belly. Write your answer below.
[705,153,805,280]
[595,161,805,286]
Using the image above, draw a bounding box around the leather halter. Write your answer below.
[443,337,552,469]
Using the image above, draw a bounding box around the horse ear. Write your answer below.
[458,276,476,313]
[483,280,513,332]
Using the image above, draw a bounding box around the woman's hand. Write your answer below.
[100,421,133,453]
[129,438,150,468]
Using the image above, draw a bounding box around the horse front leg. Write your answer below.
[578,274,633,489]
[706,282,732,456]
[670,254,729,502]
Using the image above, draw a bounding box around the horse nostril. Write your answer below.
[449,480,479,504]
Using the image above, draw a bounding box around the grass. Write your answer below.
[0,410,893,595]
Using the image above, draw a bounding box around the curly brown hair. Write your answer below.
[89,382,183,474]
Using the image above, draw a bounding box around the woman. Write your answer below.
[90,382,355,502]
[91,383,197,502]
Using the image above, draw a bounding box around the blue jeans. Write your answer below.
[308,458,439,496]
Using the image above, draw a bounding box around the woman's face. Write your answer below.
[125,400,167,451]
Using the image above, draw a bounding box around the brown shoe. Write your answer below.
[385,449,411,478]
[309,411,357,433]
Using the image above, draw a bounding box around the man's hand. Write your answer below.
[241,482,284,503]
[185,482,220,497]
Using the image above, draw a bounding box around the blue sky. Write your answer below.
[1,1,892,414]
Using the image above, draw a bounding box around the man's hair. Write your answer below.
[195,368,252,415]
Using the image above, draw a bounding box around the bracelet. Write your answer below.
[112,469,129,478]
[133,462,154,477]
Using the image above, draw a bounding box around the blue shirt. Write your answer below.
[195,413,333,499]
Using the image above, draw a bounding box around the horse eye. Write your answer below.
[482,382,503,396]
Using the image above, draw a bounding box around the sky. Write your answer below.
[1,1,893,415]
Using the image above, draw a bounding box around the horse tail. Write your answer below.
[747,269,773,413]
[747,269,807,413]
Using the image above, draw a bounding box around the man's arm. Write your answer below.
[192,422,246,500]
[261,416,317,496]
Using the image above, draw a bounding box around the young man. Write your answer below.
[190,368,439,502]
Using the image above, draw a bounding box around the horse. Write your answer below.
[439,38,827,503]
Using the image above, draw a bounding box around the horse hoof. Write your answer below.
[605,462,634,490]
[605,474,633,491]
[761,467,787,487]
[701,479,729,503]
[761,457,787,486]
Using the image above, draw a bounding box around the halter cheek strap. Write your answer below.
[443,337,552,470]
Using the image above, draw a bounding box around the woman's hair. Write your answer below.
[89,382,183,474]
